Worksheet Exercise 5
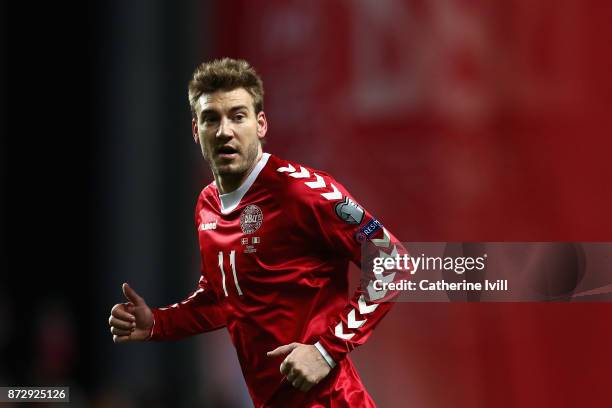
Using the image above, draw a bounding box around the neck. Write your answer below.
[214,150,263,194]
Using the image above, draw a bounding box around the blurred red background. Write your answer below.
[207,1,612,406]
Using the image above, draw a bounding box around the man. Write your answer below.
[108,58,406,407]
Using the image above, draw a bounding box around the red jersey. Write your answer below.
[149,153,404,407]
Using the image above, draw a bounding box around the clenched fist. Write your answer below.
[267,343,332,392]
[108,283,153,343]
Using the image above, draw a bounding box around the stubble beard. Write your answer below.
[205,139,260,186]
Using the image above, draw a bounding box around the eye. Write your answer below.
[233,113,246,122]
[202,115,219,124]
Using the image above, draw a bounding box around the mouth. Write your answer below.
[216,145,239,160]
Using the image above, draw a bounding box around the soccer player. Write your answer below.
[108,58,406,407]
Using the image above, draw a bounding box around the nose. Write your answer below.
[216,116,233,139]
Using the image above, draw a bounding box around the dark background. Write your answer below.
[3,1,612,407]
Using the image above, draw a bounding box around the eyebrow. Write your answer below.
[200,105,249,116]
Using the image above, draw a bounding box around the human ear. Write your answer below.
[192,119,200,144]
[256,111,268,139]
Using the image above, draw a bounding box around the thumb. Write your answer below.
[122,283,145,306]
[267,342,299,357]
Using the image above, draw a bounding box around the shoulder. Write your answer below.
[198,180,217,201]
[267,154,348,206]
[195,181,218,212]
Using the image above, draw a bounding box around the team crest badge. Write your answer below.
[240,205,263,234]
[335,197,365,225]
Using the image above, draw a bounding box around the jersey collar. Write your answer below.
[218,152,270,214]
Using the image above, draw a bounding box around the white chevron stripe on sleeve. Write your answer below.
[367,272,396,300]
[334,322,355,340]
[305,173,326,189]
[371,227,390,248]
[347,309,366,329]
[321,183,342,200]
[378,245,399,260]
[289,166,311,178]
[357,294,379,314]
[276,164,296,173]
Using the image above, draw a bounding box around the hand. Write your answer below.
[267,342,332,392]
[108,283,154,343]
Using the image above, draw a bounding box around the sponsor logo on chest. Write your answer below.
[199,220,217,231]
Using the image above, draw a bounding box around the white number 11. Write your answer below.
[218,250,243,296]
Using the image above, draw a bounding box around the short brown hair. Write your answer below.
[188,58,264,119]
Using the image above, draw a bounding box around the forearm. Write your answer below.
[315,291,396,363]
[149,302,225,341]
[149,279,226,341]
[318,227,409,363]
